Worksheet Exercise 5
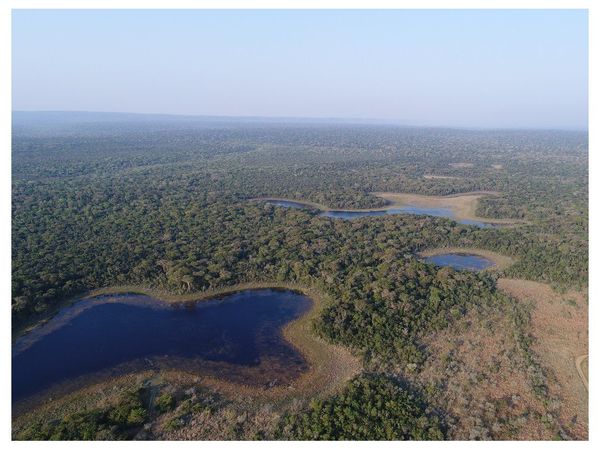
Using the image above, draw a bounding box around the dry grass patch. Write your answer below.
[403,308,555,440]
[449,162,475,168]
[12,370,157,434]
[373,191,525,225]
[497,278,588,439]
[12,370,288,440]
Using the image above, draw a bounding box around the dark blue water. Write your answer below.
[424,253,495,271]
[12,289,311,403]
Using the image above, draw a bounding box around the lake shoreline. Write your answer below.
[251,191,528,226]
[13,281,320,340]
[12,282,362,418]
[372,191,528,225]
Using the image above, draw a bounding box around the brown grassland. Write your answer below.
[404,307,555,439]
[497,278,588,439]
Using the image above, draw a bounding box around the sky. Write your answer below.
[12,9,588,129]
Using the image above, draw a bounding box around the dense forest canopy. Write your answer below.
[11,113,588,440]
[12,117,588,325]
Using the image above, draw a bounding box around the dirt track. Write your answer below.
[575,354,588,391]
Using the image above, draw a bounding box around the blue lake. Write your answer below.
[12,289,311,403]
[424,253,495,271]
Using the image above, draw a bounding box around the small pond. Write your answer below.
[424,253,495,271]
[12,289,312,403]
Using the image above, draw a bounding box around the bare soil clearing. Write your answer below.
[449,162,475,168]
[497,278,588,439]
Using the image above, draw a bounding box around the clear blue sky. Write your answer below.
[12,9,588,129]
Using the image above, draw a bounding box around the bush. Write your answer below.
[277,374,445,440]
[155,393,175,414]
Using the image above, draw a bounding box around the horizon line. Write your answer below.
[12,110,589,132]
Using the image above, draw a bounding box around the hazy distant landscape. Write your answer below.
[11,112,588,440]
[10,8,588,442]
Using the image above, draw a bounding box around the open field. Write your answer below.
[497,278,588,439]
[418,247,516,271]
